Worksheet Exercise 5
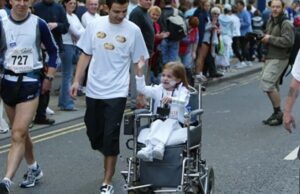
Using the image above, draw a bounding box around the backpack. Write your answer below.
[166,8,187,41]
[278,22,300,84]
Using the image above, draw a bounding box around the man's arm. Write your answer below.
[70,52,91,97]
[56,5,70,34]
[0,20,6,69]
[268,21,295,48]
[283,78,300,133]
[48,5,70,34]
[39,18,58,93]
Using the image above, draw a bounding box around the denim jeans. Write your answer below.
[160,39,179,64]
[58,44,76,109]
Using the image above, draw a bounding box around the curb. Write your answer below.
[205,66,262,87]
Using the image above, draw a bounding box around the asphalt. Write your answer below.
[0,59,263,140]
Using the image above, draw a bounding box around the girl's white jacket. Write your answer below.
[135,75,190,123]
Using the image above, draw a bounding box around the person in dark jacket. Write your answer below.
[33,0,69,125]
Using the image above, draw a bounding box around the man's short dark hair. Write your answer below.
[236,0,245,7]
[106,0,128,9]
[270,0,285,7]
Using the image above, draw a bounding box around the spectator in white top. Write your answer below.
[216,4,234,70]
[59,0,85,111]
[81,0,101,28]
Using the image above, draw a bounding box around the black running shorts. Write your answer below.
[84,97,126,156]
[1,79,40,107]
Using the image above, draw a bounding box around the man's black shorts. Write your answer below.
[84,97,126,156]
[1,79,40,107]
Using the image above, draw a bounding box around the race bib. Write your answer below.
[6,48,34,73]
[169,105,179,119]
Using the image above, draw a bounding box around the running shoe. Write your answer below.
[100,184,114,194]
[195,74,207,82]
[20,165,43,188]
[0,179,10,194]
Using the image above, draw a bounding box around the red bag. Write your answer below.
[294,15,300,27]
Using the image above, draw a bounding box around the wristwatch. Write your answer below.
[45,75,54,81]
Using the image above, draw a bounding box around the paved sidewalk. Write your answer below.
[0,60,262,140]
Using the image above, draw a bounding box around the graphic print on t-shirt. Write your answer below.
[97,31,106,39]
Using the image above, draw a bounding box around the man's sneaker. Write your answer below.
[34,117,55,125]
[137,146,153,161]
[195,74,207,82]
[100,184,114,194]
[20,165,43,188]
[0,180,10,194]
[262,112,283,126]
[152,144,165,160]
[234,61,247,69]
[262,113,276,125]
[268,112,283,126]
[0,127,9,134]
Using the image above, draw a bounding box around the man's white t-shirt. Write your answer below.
[77,16,149,99]
[81,11,101,28]
[292,50,300,82]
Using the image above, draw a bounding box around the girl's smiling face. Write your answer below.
[161,69,180,90]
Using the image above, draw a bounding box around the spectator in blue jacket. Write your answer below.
[236,0,253,66]
[262,0,272,29]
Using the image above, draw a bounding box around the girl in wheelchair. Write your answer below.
[135,58,190,162]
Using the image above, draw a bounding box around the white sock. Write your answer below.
[28,161,37,170]
[2,177,12,187]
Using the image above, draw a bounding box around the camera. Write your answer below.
[246,31,264,41]
[157,104,170,117]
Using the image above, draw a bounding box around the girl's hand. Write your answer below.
[161,96,172,105]
[136,56,145,77]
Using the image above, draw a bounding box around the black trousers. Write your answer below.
[35,90,50,119]
[232,36,251,62]
[203,52,218,77]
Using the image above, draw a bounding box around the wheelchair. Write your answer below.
[121,83,215,194]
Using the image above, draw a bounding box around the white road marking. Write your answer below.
[284,146,300,160]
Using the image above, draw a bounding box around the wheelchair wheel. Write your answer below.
[206,167,215,194]
[197,166,214,194]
